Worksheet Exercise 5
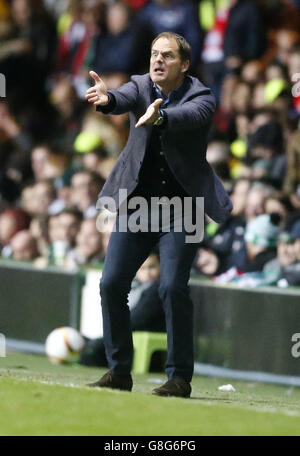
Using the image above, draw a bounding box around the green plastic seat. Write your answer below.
[132,331,167,374]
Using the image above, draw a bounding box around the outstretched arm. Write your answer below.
[163,91,216,132]
[86,71,139,115]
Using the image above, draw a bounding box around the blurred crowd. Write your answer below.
[0,0,300,288]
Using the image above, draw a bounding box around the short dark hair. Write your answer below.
[58,208,83,223]
[151,32,192,64]
[71,170,105,187]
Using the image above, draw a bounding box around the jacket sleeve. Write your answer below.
[97,77,139,115]
[163,89,216,132]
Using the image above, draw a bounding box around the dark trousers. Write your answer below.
[99,205,199,382]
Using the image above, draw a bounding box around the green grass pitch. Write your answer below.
[1,352,300,436]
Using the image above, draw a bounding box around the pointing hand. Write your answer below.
[86,71,109,106]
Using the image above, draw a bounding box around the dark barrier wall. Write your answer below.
[190,279,300,376]
[0,261,84,343]
[2,260,300,377]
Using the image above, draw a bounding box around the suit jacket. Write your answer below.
[97,73,232,223]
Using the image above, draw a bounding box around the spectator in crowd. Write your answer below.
[230,178,251,217]
[29,215,49,257]
[10,229,38,261]
[273,29,299,67]
[31,144,69,182]
[265,193,295,230]
[48,213,62,244]
[288,44,300,115]
[56,0,105,78]
[241,59,263,86]
[0,0,57,99]
[283,128,300,197]
[292,0,300,12]
[20,184,34,215]
[73,134,117,180]
[57,208,82,247]
[31,179,61,216]
[200,0,265,101]
[248,109,276,135]
[0,171,20,210]
[137,0,201,73]
[49,78,87,151]
[98,209,117,258]
[70,170,104,218]
[244,183,273,221]
[66,217,104,268]
[214,184,274,268]
[0,207,30,256]
[231,81,252,114]
[226,218,300,287]
[73,134,112,179]
[75,105,125,155]
[206,140,231,191]
[246,121,286,187]
[42,208,83,267]
[0,99,33,184]
[226,213,280,274]
[263,223,300,287]
[202,181,271,275]
[84,1,137,88]
[192,247,221,277]
[82,1,139,133]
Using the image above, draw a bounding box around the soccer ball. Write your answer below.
[45,327,85,364]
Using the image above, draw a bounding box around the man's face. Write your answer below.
[150,37,189,87]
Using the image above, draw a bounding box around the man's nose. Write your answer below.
[155,53,163,62]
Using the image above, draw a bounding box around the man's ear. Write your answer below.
[181,60,190,74]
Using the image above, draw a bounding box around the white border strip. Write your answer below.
[6,338,45,355]
[194,362,300,387]
[5,339,300,387]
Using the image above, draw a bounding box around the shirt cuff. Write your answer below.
[96,92,116,114]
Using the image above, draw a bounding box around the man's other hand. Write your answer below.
[135,98,163,128]
[86,71,109,106]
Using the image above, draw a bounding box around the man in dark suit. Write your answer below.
[86,32,232,397]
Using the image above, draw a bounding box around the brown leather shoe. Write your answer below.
[152,378,191,398]
[87,371,133,391]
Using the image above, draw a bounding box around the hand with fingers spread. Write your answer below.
[86,71,109,106]
[135,98,163,128]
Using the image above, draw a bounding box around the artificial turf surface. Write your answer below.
[1,352,300,436]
